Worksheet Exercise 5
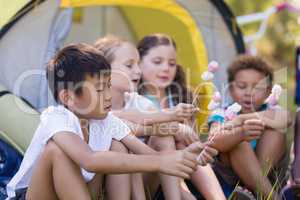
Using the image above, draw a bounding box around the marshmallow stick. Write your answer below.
[207,91,222,110]
[224,103,242,121]
[265,84,282,107]
[201,61,219,81]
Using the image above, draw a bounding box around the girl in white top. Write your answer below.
[6,43,214,200]
[94,36,218,200]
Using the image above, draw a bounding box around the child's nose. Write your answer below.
[245,87,252,96]
[105,90,112,101]
[161,63,169,71]
[134,64,142,76]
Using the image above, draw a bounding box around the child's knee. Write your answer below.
[229,141,253,156]
[263,129,286,142]
[148,135,176,151]
[44,140,67,160]
[110,140,129,153]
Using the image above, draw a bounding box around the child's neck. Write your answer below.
[145,86,167,101]
[145,86,169,108]
[111,89,125,110]
[79,118,89,143]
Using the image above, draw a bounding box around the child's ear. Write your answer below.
[58,89,75,107]
[267,85,272,94]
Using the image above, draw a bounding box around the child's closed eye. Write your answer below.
[125,64,133,68]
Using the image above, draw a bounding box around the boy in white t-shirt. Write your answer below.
[6,43,217,200]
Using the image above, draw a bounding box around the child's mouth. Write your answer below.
[157,76,169,82]
[242,101,252,109]
[105,105,112,110]
[131,79,139,84]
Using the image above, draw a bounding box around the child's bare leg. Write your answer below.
[26,141,90,200]
[190,165,226,200]
[131,173,146,200]
[106,140,131,200]
[148,135,181,200]
[228,141,278,199]
[180,188,196,200]
[88,174,104,200]
[256,129,286,174]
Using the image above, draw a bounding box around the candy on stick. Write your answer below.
[201,61,219,81]
[207,91,222,110]
[265,84,282,107]
[224,102,242,121]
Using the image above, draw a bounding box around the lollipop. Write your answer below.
[265,84,282,107]
[224,103,242,121]
[201,61,219,81]
[207,91,222,110]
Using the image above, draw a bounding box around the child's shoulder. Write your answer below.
[39,105,81,135]
[124,92,156,111]
[40,105,78,123]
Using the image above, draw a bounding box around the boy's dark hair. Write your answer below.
[228,55,273,85]
[47,43,111,102]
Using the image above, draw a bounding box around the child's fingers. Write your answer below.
[244,119,264,126]
[180,103,195,109]
[223,122,240,130]
[191,133,200,142]
[196,154,206,166]
[185,141,204,154]
[245,125,264,131]
[201,151,215,163]
[203,146,218,157]
[182,155,198,171]
[179,164,195,175]
[175,171,190,179]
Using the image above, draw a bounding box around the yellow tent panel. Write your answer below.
[61,0,211,124]
[0,0,30,28]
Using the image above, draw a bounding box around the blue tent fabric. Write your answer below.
[295,47,300,106]
[0,138,23,198]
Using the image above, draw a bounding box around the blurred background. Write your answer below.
[226,0,300,112]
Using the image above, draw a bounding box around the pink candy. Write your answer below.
[208,61,219,73]
[265,84,282,107]
[201,61,220,81]
[267,95,278,106]
[224,103,242,121]
[212,91,221,102]
[225,110,236,121]
[207,91,222,110]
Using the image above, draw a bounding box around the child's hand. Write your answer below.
[185,142,218,166]
[174,123,200,145]
[241,119,265,141]
[158,150,199,179]
[169,103,199,121]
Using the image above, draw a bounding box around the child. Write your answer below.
[208,55,292,199]
[136,33,226,200]
[94,36,216,200]
[6,43,215,200]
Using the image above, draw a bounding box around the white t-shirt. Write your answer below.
[122,92,157,142]
[6,105,130,199]
[124,92,156,112]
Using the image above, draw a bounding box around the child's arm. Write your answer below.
[239,108,292,130]
[52,132,197,179]
[113,103,198,126]
[208,119,264,152]
[121,119,179,138]
[121,134,218,166]
[208,122,244,152]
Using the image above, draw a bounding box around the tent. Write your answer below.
[0,0,245,152]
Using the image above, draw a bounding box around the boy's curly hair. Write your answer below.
[228,55,273,85]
